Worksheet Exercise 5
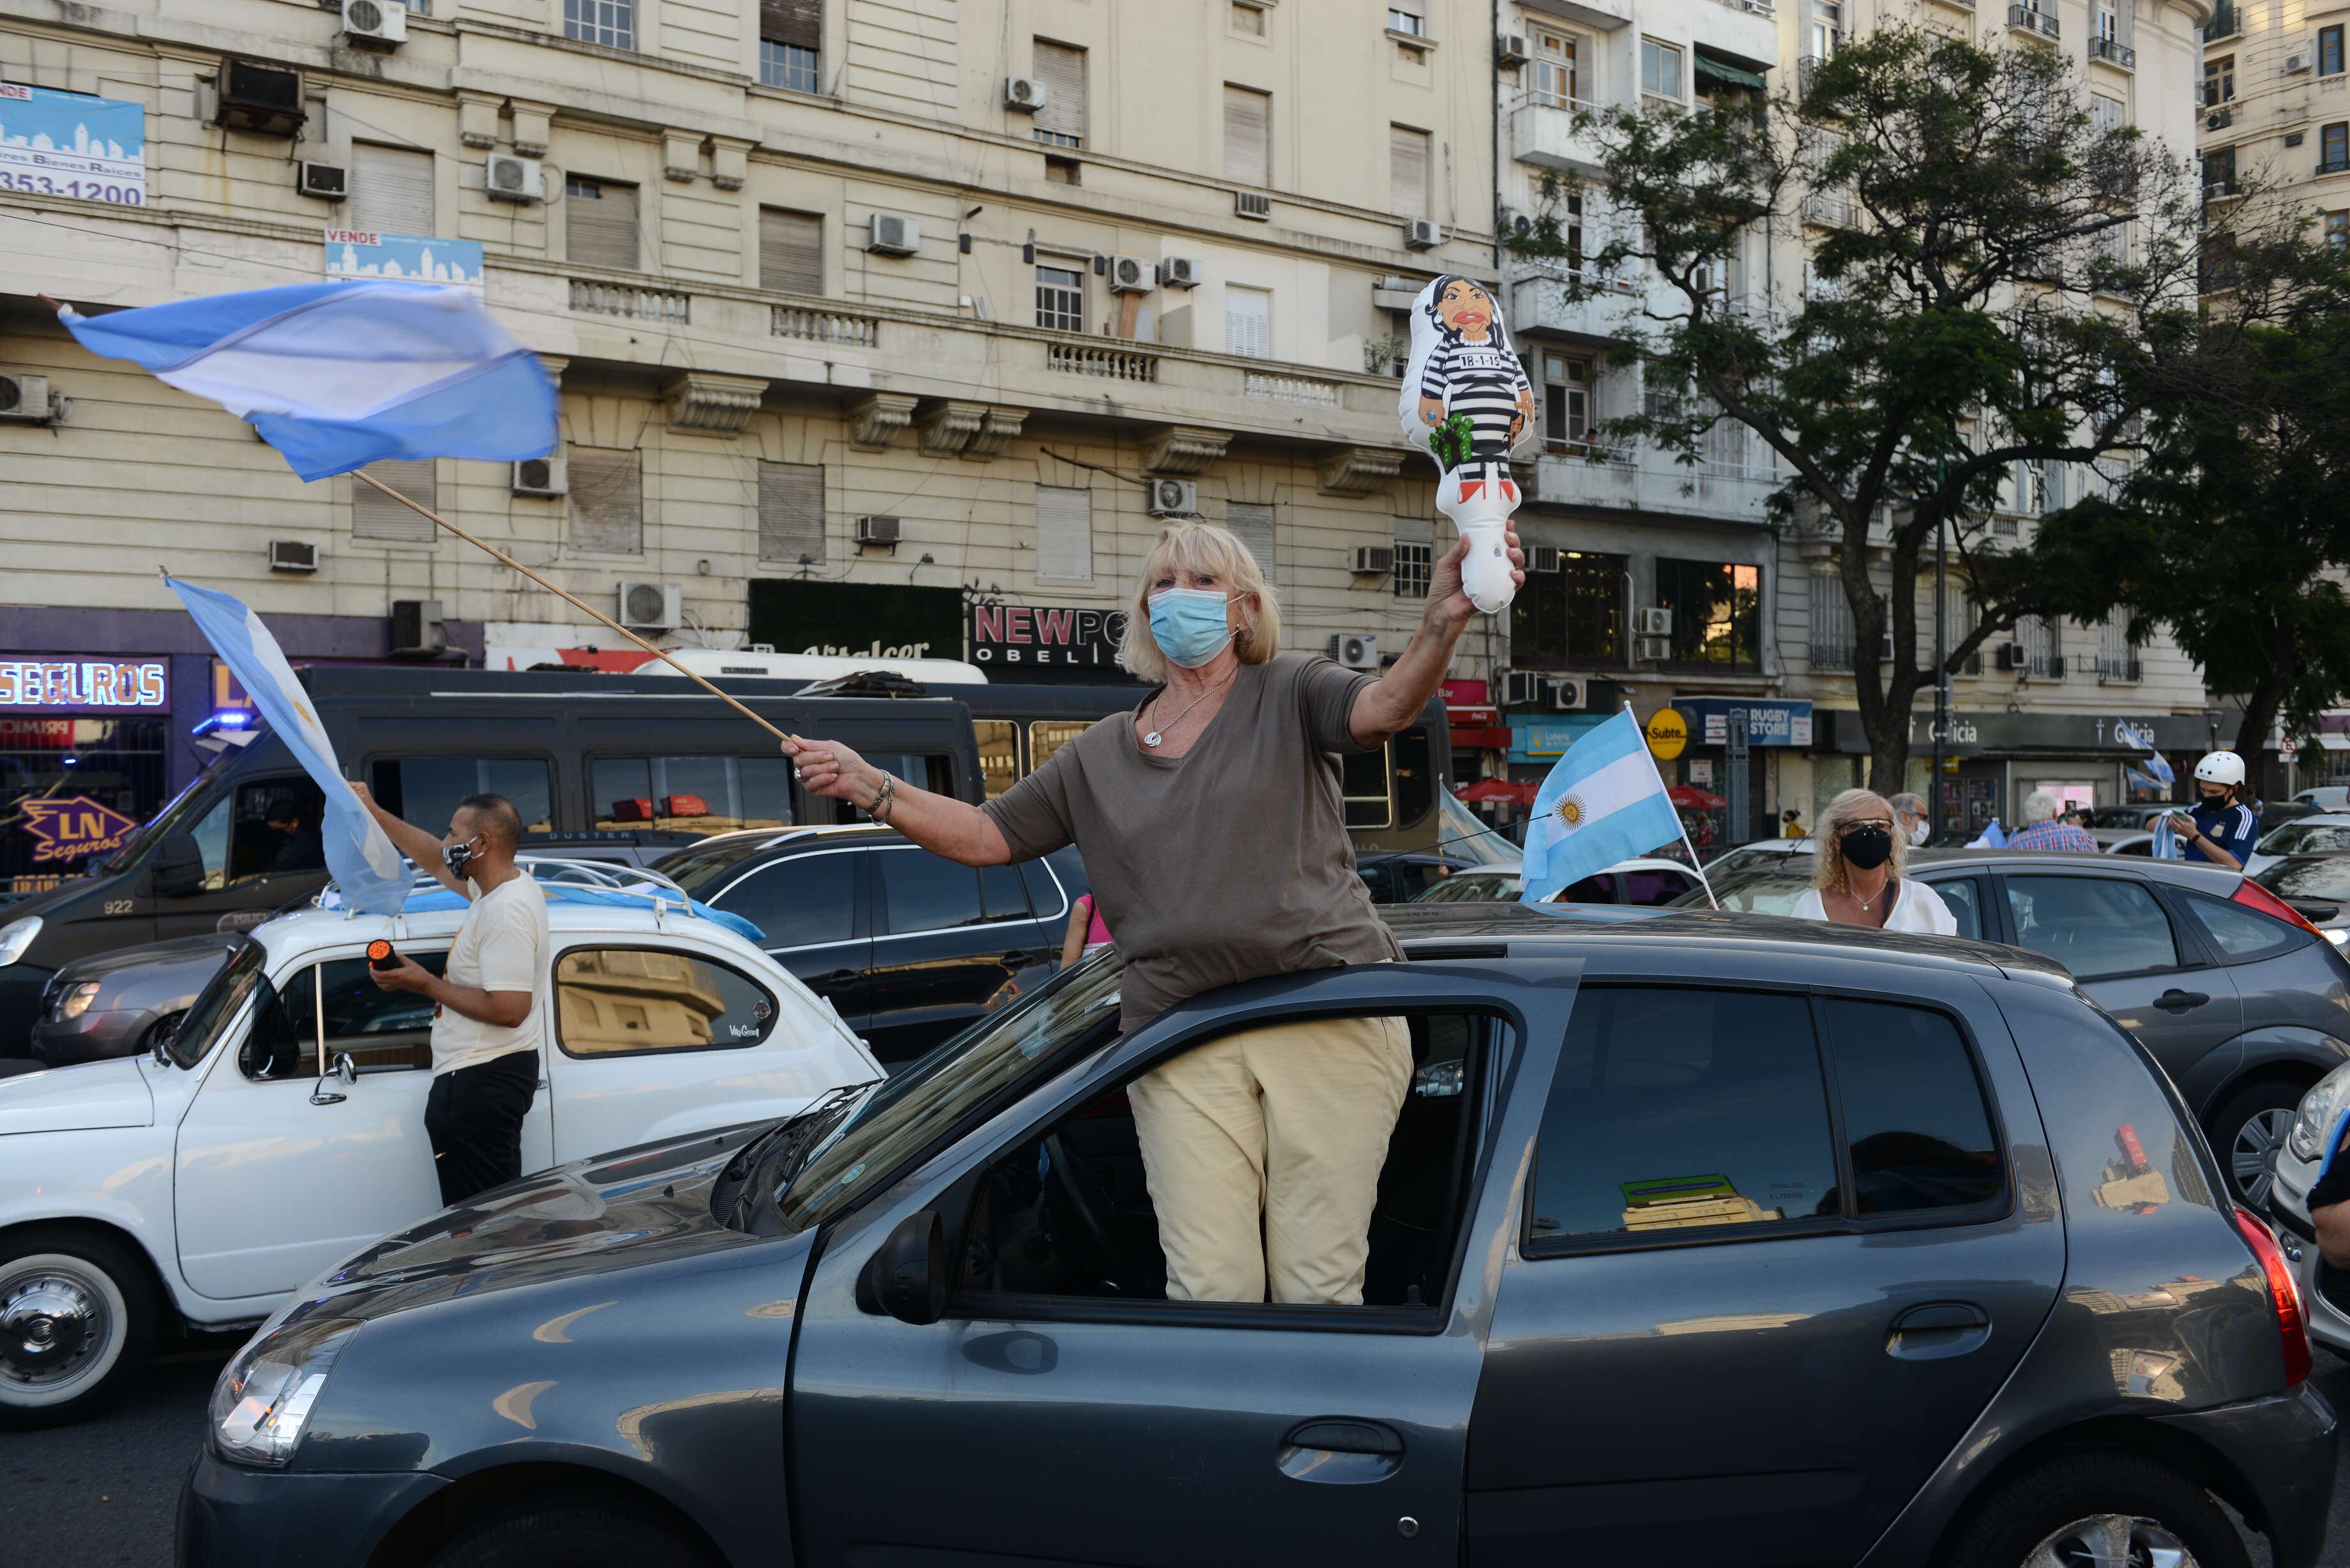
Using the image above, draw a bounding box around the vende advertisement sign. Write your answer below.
[324,229,486,294]
[0,83,146,207]
[968,603,1128,671]
[0,657,169,711]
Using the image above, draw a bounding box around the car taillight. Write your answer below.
[2232,877,2331,940]
[2232,1205,2312,1387]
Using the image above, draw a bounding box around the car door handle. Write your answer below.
[1001,951,1035,970]
[1277,1419,1405,1484]
[1887,1301,1991,1360]
[2155,989,2211,1013]
[810,969,861,984]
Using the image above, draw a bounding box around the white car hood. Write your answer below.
[0,1057,155,1135]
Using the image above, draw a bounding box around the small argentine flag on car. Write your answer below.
[1520,709,1689,905]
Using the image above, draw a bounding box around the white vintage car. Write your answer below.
[0,889,881,1426]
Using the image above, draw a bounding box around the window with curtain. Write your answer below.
[758,462,824,564]
[759,0,821,91]
[1807,572,1853,670]
[352,459,436,542]
[1035,262,1084,331]
[566,176,639,270]
[349,144,433,235]
[1389,124,1430,218]
[1225,85,1271,185]
[1034,486,1093,582]
[563,0,632,49]
[1225,285,1271,358]
[1655,559,1761,670]
[568,447,644,555]
[1393,518,1432,599]
[1225,502,1276,579]
[1033,41,1088,147]
[759,208,823,294]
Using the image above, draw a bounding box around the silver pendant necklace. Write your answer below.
[1143,672,1236,748]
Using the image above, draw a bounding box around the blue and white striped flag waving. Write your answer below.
[166,578,409,916]
[1520,709,1688,905]
[55,282,555,482]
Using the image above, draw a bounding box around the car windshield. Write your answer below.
[100,750,244,874]
[1671,863,1815,916]
[772,950,1127,1230]
[2260,822,2350,857]
[658,836,778,898]
[166,936,266,1069]
[2088,806,2153,829]
[2257,859,2350,903]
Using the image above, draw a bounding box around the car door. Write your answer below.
[704,848,871,1038]
[861,847,1039,1068]
[148,775,330,942]
[1466,970,2061,1566]
[171,944,554,1302]
[1998,871,2243,1084]
[787,961,1580,1568]
[1911,871,1991,940]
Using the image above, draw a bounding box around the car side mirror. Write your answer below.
[855,1209,945,1325]
[150,834,205,898]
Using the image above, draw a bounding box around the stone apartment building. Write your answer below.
[2195,0,2349,241]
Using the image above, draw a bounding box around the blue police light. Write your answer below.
[192,709,259,752]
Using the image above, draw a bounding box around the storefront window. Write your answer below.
[0,716,170,896]
[1655,559,1762,672]
[1509,551,1625,671]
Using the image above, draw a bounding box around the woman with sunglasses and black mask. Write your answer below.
[1790,787,1959,933]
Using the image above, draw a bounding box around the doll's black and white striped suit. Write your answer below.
[1419,336,1530,465]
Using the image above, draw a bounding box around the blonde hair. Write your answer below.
[1812,787,1907,893]
[1119,520,1283,683]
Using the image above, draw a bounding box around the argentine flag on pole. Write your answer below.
[54,282,554,482]
[165,578,410,917]
[1519,709,1689,905]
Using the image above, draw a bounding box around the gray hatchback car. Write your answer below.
[179,905,2333,1568]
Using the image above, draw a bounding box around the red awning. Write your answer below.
[1668,785,1727,809]
[1457,780,1539,804]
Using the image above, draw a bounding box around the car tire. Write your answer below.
[426,1491,713,1568]
[2209,1078,2307,1209]
[0,1226,160,1429]
[1942,1449,2253,1568]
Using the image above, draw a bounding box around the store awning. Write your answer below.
[1669,785,1727,809]
[1695,54,1768,91]
[1459,779,1540,805]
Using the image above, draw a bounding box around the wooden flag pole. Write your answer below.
[351,470,798,748]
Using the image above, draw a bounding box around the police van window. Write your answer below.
[715,851,860,949]
[1393,726,1436,827]
[1027,721,1088,777]
[227,779,328,882]
[370,758,554,835]
[866,753,955,795]
[589,755,792,833]
[554,947,778,1057]
[975,721,1020,798]
[1342,744,1395,829]
[264,953,451,1077]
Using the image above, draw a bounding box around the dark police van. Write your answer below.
[0,666,984,1052]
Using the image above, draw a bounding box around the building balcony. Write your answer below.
[1518,0,1635,34]
[2006,4,2061,39]
[1510,267,1641,345]
[1508,92,1614,177]
[1525,444,1775,524]
[2089,36,2136,67]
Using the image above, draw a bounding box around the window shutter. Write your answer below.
[1388,125,1429,218]
[759,0,820,48]
[1808,571,1852,667]
[352,458,437,541]
[2044,461,2065,511]
[1225,285,1271,358]
[1225,501,1276,579]
[758,461,825,562]
[568,447,644,555]
[566,179,640,271]
[1033,41,1088,143]
[759,208,824,293]
[350,144,434,235]
[1034,485,1093,582]
[1224,86,1271,186]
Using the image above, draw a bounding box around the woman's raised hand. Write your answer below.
[784,736,877,804]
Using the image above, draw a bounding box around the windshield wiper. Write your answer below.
[715,1082,875,1230]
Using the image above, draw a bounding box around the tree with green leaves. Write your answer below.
[1512,26,2202,792]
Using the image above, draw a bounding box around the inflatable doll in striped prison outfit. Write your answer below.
[1399,275,1535,615]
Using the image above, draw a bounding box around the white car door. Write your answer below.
[172,944,554,1303]
[542,935,873,1165]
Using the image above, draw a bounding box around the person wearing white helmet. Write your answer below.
[2167,750,2260,872]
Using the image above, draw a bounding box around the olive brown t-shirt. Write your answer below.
[983,651,1404,1030]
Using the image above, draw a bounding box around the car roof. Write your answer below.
[254,896,754,962]
[1718,847,2243,892]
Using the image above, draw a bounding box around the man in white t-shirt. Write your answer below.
[351,786,551,1205]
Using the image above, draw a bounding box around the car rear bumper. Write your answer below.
[177,1451,444,1568]
[2150,1383,2337,1568]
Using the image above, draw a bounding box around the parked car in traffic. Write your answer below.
[2246,813,2350,877]
[2293,786,2350,811]
[1355,852,1473,903]
[2260,1062,2350,1357]
[177,903,2334,1568]
[0,891,880,1427]
[1702,836,1814,877]
[1409,857,1708,907]
[1681,851,2350,1208]
[658,825,1088,1071]
[2253,856,2350,949]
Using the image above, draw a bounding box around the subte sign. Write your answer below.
[968,603,1129,672]
[1644,707,1689,761]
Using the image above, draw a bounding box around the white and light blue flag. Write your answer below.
[2117,718,2176,787]
[165,578,409,916]
[55,281,554,482]
[1519,709,1685,905]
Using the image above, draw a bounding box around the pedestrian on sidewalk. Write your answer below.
[785,516,1521,1307]
[2006,790,2102,853]
[351,787,550,1206]
[1060,889,1113,968]
[1890,790,1933,848]
[2168,751,2260,872]
[1791,788,1959,933]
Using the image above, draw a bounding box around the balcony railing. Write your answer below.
[772,305,879,348]
[570,280,690,324]
[2006,4,2060,37]
[2096,654,2142,682]
[1810,639,1853,672]
[1801,190,1858,227]
[2320,158,2350,176]
[1245,370,1341,406]
[1047,342,1158,382]
[2089,36,2135,66]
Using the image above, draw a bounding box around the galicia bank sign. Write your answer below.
[0,658,169,711]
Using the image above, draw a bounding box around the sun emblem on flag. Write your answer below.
[1558,794,1587,831]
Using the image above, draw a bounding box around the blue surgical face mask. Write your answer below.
[1148,587,1238,670]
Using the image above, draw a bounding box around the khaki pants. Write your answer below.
[1128,1016,1413,1306]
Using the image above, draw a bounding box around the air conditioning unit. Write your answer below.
[0,373,57,425]
[2206,109,2233,130]
[1145,478,1199,517]
[855,514,903,547]
[390,599,445,656]
[1495,32,1531,66]
[1106,255,1153,292]
[484,154,545,203]
[1635,635,1673,662]
[267,539,319,573]
[342,0,409,47]
[1158,256,1202,289]
[1403,218,1443,250]
[215,58,306,137]
[867,213,920,255]
[1740,0,1774,14]
[1502,210,1536,243]
[1634,606,1673,637]
[1003,77,1047,112]
[512,456,568,497]
[1994,642,2022,670]
[297,162,347,200]
[1235,190,1273,222]
[1528,546,1563,573]
[1501,670,1549,707]
[1328,632,1381,670]
[2284,45,2313,72]
[616,580,683,633]
[1350,545,1396,575]
[1547,678,1587,711]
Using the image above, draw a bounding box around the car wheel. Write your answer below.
[427,1491,713,1568]
[1943,1450,2252,1568]
[0,1227,160,1429]
[2209,1078,2307,1209]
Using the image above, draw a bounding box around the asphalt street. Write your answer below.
[4,1341,2349,1567]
